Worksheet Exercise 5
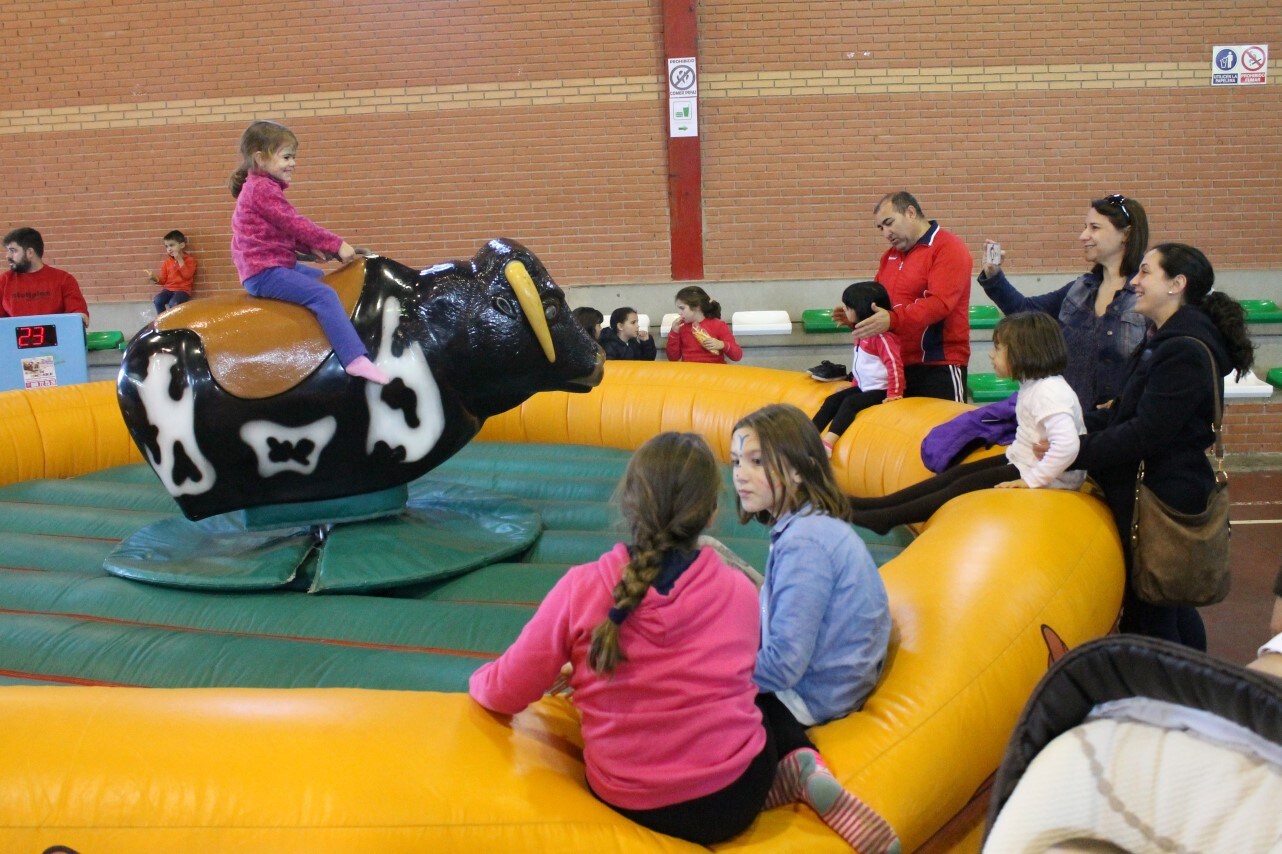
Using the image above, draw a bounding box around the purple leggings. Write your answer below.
[244,263,368,367]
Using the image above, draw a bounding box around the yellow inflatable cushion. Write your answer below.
[0,363,1122,851]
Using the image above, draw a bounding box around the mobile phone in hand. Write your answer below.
[984,242,1003,268]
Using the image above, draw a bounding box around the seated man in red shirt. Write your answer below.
[1,227,89,328]
[1,225,89,325]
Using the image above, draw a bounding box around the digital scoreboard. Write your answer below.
[0,314,88,392]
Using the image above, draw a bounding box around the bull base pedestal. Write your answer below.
[102,481,542,594]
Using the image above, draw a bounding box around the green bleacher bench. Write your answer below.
[969,305,1000,329]
[1241,299,1282,324]
[86,331,124,351]
[801,308,846,333]
[1267,367,1282,390]
[968,371,1018,403]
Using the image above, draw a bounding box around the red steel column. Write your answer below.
[663,0,703,280]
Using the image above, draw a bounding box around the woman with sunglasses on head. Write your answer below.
[978,195,1151,410]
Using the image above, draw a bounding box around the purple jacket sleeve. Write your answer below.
[920,393,1018,472]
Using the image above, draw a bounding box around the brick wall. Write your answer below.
[1,1,1279,304]
[1224,398,1282,456]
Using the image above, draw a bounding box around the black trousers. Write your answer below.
[596,693,814,845]
[849,455,1016,534]
[812,387,888,436]
[904,363,967,402]
[755,691,816,756]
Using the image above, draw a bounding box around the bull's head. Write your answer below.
[416,238,603,418]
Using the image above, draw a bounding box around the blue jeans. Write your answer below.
[153,289,191,315]
[243,264,368,367]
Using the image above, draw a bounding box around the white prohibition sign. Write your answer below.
[670,63,696,91]
[1242,46,1267,72]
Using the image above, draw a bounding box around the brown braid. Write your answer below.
[587,433,719,675]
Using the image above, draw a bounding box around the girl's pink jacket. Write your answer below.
[231,173,343,282]
[469,543,765,810]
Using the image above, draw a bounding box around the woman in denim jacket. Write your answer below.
[977,195,1151,409]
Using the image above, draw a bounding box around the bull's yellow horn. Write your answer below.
[505,260,556,362]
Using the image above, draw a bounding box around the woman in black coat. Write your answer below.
[1070,243,1254,649]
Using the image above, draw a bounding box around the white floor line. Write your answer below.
[1233,519,1282,525]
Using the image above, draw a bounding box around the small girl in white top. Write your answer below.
[849,311,1085,534]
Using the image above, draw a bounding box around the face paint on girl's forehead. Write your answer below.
[734,432,747,451]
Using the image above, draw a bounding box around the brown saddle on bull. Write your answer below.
[154,258,367,400]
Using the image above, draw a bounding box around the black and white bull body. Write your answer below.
[118,238,603,520]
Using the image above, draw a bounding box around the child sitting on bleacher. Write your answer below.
[599,306,656,360]
[145,230,197,315]
[666,286,742,364]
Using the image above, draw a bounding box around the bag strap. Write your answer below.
[1135,336,1226,486]
[1183,336,1226,484]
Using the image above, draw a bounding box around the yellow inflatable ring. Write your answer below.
[0,362,1123,852]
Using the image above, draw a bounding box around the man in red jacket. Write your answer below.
[853,192,971,401]
[1,227,89,327]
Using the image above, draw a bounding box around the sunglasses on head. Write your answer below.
[1105,194,1131,223]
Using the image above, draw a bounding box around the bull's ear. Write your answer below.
[492,296,520,319]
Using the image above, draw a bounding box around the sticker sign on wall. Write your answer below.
[668,57,698,138]
[1212,44,1268,85]
[21,355,57,389]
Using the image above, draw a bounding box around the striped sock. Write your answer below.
[793,748,900,853]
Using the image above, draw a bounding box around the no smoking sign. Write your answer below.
[1242,46,1266,72]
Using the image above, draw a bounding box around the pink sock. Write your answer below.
[344,355,390,385]
[790,748,900,852]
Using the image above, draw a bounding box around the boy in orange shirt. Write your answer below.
[146,230,197,315]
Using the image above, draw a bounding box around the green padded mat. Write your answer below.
[968,372,1019,402]
[969,305,1000,329]
[1241,299,1282,324]
[801,308,846,333]
[0,442,911,691]
[85,330,125,351]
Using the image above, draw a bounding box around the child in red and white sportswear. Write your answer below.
[811,281,904,456]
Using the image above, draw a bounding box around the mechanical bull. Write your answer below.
[118,238,604,521]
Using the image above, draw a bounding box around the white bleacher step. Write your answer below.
[731,310,792,336]
[1224,369,1274,400]
[659,313,679,337]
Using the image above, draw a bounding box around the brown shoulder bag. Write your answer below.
[1130,337,1231,607]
